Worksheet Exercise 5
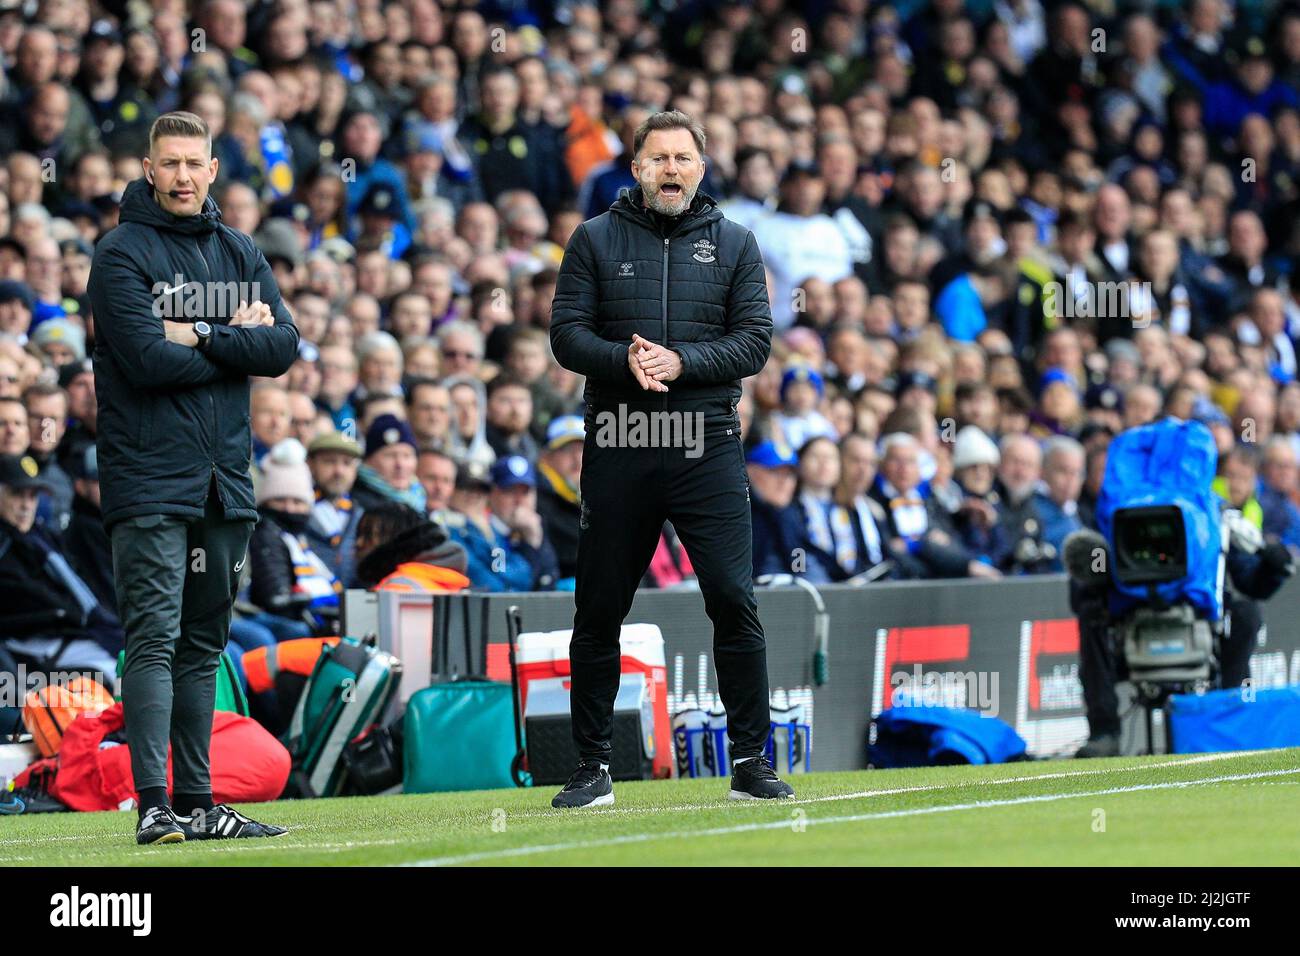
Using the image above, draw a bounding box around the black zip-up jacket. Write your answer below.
[87,178,300,529]
[550,184,772,435]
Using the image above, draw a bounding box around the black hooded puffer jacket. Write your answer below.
[550,184,773,435]
[87,178,300,529]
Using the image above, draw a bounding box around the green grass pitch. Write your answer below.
[4,748,1298,866]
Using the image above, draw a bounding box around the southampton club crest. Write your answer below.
[692,239,717,263]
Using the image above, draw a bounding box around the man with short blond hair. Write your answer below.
[88,110,298,845]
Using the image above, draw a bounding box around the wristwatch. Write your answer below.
[193,321,213,352]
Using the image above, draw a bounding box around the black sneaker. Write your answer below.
[136,805,186,845]
[1074,733,1120,758]
[729,756,795,800]
[551,760,615,809]
[179,804,289,839]
[0,786,69,814]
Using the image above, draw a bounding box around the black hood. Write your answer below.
[117,177,223,236]
[355,519,468,588]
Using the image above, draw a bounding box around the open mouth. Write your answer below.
[660,183,682,199]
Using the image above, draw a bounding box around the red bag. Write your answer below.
[12,702,291,811]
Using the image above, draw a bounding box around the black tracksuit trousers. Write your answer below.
[569,425,771,765]
[112,483,253,795]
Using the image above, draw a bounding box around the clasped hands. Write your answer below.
[626,333,682,393]
[163,300,273,346]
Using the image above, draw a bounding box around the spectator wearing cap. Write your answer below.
[751,160,853,330]
[1083,381,1125,434]
[484,374,539,463]
[444,454,558,591]
[23,382,74,531]
[770,365,837,453]
[351,182,412,260]
[55,356,96,473]
[747,439,815,579]
[29,317,86,367]
[354,413,426,513]
[0,279,34,342]
[535,415,584,583]
[1034,436,1086,572]
[304,431,364,585]
[61,443,114,614]
[1030,367,1084,438]
[401,116,484,215]
[248,439,339,635]
[0,452,122,677]
[77,19,159,157]
[895,370,940,422]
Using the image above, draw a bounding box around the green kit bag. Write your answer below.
[403,680,518,792]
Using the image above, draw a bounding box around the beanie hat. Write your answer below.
[365,413,418,457]
[31,318,86,361]
[256,438,315,506]
[951,425,1001,470]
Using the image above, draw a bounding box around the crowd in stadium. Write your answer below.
[4,0,1300,682]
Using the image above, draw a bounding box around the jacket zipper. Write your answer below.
[196,237,223,508]
[661,237,669,413]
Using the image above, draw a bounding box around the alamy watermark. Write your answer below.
[151,276,263,319]
[1043,273,1153,328]
[890,664,1000,716]
[0,665,109,709]
[591,404,706,458]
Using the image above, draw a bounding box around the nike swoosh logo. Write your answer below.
[234,557,246,573]
[160,282,193,295]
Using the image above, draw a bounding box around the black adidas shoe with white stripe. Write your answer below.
[551,760,615,808]
[728,756,796,800]
[136,805,186,845]
[179,804,289,839]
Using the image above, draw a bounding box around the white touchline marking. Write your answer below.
[399,767,1300,867]
[483,750,1277,820]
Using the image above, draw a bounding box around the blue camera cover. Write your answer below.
[1096,418,1222,620]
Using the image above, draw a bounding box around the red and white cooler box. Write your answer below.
[515,623,672,779]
